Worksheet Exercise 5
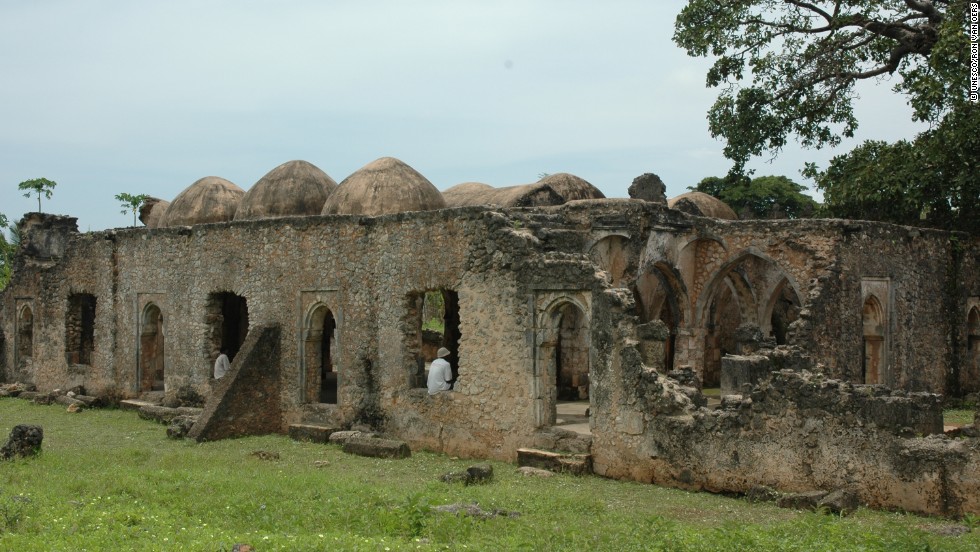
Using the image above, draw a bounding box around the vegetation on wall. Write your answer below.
[115,193,149,227]
[17,178,57,213]
[0,214,15,291]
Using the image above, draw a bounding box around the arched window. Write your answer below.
[863,295,886,384]
[140,303,165,392]
[17,305,33,363]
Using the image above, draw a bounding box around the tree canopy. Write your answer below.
[806,105,980,233]
[691,174,819,219]
[0,214,14,290]
[18,177,58,212]
[674,0,972,172]
[115,193,149,227]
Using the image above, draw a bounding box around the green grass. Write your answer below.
[944,408,975,427]
[0,399,977,551]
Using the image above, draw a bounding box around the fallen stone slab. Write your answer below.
[328,430,377,444]
[776,490,829,511]
[818,489,860,516]
[167,416,197,439]
[517,466,556,478]
[119,399,158,411]
[288,424,341,444]
[516,448,592,475]
[55,395,87,409]
[342,436,411,459]
[745,485,780,503]
[0,424,43,460]
[16,391,39,402]
[433,503,520,519]
[138,405,203,425]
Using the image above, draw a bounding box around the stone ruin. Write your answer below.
[1,156,980,516]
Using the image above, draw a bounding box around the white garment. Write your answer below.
[214,353,230,379]
[427,357,453,395]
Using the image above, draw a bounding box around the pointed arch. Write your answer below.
[139,303,165,392]
[862,295,886,384]
[763,277,803,344]
[16,304,33,365]
[965,306,979,393]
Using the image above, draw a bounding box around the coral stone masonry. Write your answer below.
[2,161,979,517]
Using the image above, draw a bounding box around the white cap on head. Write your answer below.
[437,347,451,358]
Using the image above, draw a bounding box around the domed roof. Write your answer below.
[443,181,564,208]
[536,173,605,201]
[138,197,170,229]
[667,191,738,220]
[321,157,446,216]
[235,160,338,221]
[163,176,245,227]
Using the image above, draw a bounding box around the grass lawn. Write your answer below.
[0,399,977,551]
[944,408,975,427]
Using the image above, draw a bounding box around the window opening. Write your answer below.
[65,293,96,365]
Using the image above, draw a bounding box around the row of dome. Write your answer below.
[143,157,735,228]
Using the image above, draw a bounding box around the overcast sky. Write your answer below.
[0,1,925,232]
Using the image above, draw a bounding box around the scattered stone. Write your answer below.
[66,403,83,414]
[138,405,204,425]
[432,503,520,520]
[517,466,555,478]
[167,416,197,439]
[32,393,55,406]
[313,460,330,469]
[817,489,860,516]
[517,448,592,475]
[231,544,255,552]
[0,424,43,460]
[250,450,280,461]
[926,524,970,537]
[440,472,471,485]
[776,490,829,511]
[342,436,411,459]
[328,430,365,445]
[466,464,494,485]
[745,485,780,503]
[288,424,339,444]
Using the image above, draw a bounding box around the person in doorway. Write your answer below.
[214,349,230,379]
[427,347,453,395]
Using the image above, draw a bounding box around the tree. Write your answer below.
[18,178,58,212]
[0,214,14,290]
[115,193,150,227]
[691,174,819,219]
[674,0,972,172]
[805,105,980,233]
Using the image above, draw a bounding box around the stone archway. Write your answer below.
[303,304,337,404]
[535,297,591,428]
[16,304,33,369]
[863,295,886,384]
[139,303,165,392]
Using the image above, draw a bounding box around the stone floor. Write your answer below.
[555,401,590,435]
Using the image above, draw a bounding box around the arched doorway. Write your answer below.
[634,265,686,371]
[863,295,886,384]
[536,299,590,428]
[140,304,165,392]
[765,278,802,345]
[16,305,33,368]
[303,305,337,404]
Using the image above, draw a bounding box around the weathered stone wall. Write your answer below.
[3,203,979,516]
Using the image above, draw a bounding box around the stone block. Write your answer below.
[818,489,860,515]
[342,436,411,459]
[0,424,43,460]
[288,424,339,444]
[721,355,772,396]
[776,490,828,511]
[517,448,592,475]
